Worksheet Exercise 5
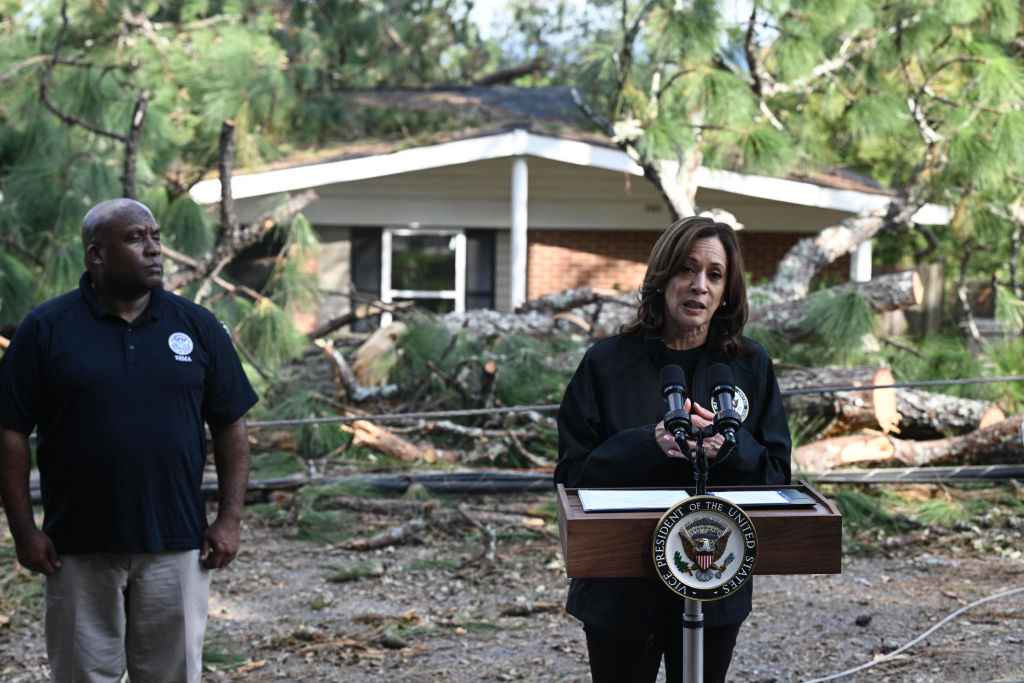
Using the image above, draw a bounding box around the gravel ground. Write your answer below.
[2,491,1023,683]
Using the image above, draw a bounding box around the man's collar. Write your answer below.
[79,272,164,322]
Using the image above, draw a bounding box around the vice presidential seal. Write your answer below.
[652,495,758,601]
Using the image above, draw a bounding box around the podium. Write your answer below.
[556,480,842,578]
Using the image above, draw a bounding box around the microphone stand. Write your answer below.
[673,424,717,683]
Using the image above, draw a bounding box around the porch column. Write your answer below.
[850,240,872,282]
[510,155,529,309]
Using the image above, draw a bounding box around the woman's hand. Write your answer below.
[655,397,694,460]
[689,401,725,458]
[655,419,687,459]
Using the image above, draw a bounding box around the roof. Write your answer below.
[189,87,949,225]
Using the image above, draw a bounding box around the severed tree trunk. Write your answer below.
[348,420,432,463]
[780,366,901,436]
[351,322,406,387]
[750,271,923,340]
[793,413,1024,472]
[893,389,1005,440]
[781,365,1006,439]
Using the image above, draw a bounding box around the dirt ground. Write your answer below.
[2,490,1023,683]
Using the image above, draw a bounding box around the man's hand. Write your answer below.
[200,516,241,569]
[14,527,61,575]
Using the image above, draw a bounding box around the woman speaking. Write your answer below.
[555,216,792,683]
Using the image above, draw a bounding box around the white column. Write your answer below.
[510,155,529,309]
[850,239,872,282]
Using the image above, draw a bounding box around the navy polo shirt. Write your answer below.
[0,273,258,554]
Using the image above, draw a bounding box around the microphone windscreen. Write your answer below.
[660,364,687,393]
[709,363,733,389]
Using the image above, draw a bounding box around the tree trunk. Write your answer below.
[793,413,1024,471]
[349,420,431,463]
[780,366,901,436]
[750,271,923,340]
[893,389,1005,439]
[780,365,1006,439]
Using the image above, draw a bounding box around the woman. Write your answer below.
[555,216,791,683]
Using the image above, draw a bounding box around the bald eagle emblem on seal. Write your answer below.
[676,518,734,580]
[652,495,758,601]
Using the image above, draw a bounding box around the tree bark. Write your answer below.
[793,413,1023,472]
[750,271,923,340]
[780,366,901,436]
[780,365,1006,439]
[349,420,428,463]
[893,389,1005,440]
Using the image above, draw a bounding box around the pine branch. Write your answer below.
[40,1,147,198]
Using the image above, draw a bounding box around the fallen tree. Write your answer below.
[779,366,1006,439]
[750,270,923,341]
[793,413,1024,472]
[437,271,924,343]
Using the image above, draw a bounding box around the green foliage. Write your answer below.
[249,451,306,480]
[260,388,348,459]
[326,560,386,582]
[788,291,877,365]
[391,321,580,409]
[202,632,248,671]
[883,335,993,401]
[235,299,307,372]
[977,335,1024,413]
[491,334,577,406]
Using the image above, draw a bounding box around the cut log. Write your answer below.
[351,322,406,386]
[750,270,923,340]
[349,420,426,462]
[779,366,1005,439]
[779,366,901,436]
[793,413,1024,471]
[893,389,1005,439]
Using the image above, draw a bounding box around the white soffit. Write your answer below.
[189,130,949,224]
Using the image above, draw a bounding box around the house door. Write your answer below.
[381,228,466,322]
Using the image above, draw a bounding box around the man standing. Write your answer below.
[0,198,258,682]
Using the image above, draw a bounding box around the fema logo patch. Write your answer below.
[652,495,758,601]
[168,332,194,362]
[711,386,750,423]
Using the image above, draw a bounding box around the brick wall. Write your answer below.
[527,230,660,300]
[526,229,850,299]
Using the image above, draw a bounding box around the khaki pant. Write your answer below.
[44,551,209,683]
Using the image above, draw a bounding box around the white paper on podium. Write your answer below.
[577,488,797,512]
[710,489,790,506]
[577,489,690,512]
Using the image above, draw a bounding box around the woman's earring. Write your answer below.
[721,300,727,307]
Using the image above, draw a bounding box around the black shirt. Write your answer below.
[555,330,791,634]
[0,273,258,554]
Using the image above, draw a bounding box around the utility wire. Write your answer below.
[248,374,1024,429]
[801,585,1024,683]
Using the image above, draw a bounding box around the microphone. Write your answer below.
[709,363,741,443]
[660,364,692,445]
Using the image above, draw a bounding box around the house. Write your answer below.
[189,87,948,326]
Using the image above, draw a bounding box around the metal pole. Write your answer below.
[683,429,711,683]
[682,598,703,683]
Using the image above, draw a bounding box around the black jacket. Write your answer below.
[554,331,791,635]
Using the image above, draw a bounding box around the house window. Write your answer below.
[351,227,494,324]
[383,227,465,316]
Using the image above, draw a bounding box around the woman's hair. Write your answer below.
[621,216,749,359]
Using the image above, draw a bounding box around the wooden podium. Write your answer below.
[557,480,842,578]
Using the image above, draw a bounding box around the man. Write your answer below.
[0,198,258,682]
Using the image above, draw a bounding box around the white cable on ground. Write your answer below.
[801,585,1024,683]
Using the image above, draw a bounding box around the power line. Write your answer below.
[247,374,1024,429]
